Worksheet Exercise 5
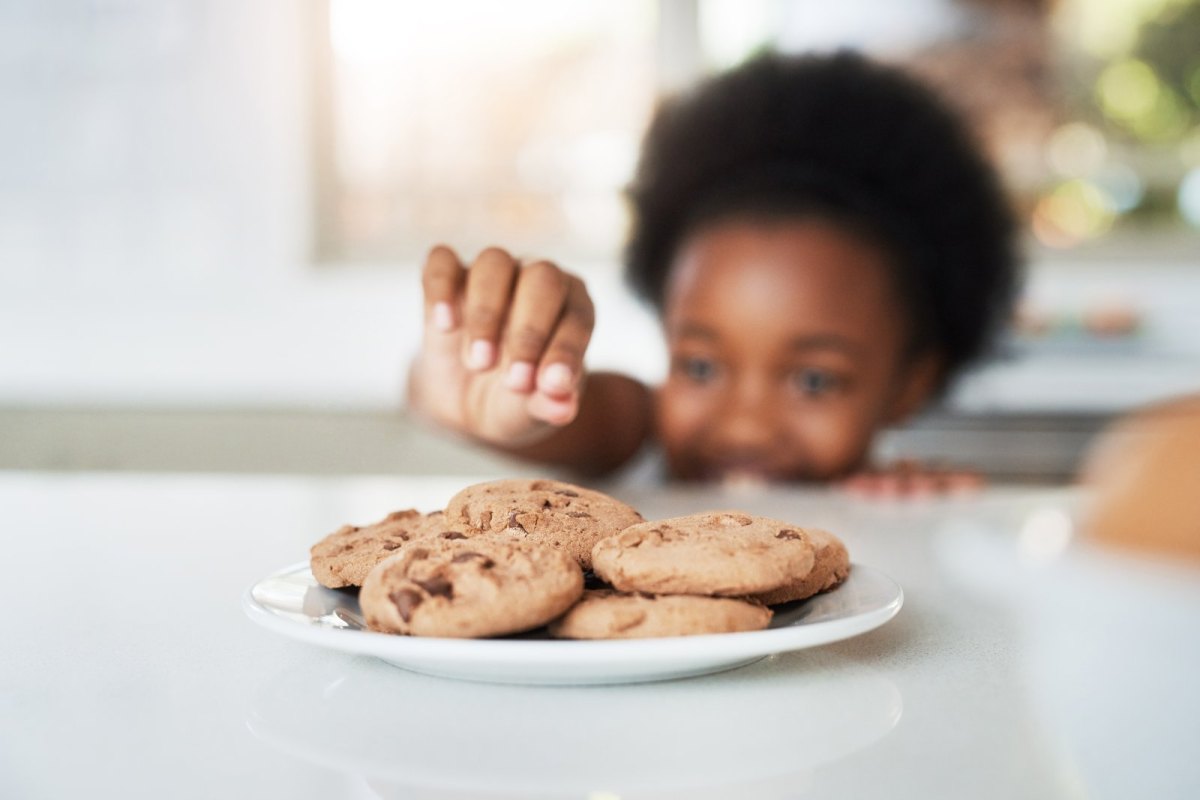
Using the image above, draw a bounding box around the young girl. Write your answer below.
[407,52,1020,487]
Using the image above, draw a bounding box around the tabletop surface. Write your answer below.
[3,471,1198,800]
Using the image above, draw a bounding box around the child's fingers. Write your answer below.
[421,245,465,333]
[462,247,518,371]
[840,463,984,498]
[501,261,571,393]
[535,276,594,401]
[526,390,580,427]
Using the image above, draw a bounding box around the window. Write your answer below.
[312,0,1200,266]
[313,0,658,265]
[1030,0,1200,250]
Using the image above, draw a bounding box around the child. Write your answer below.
[407,51,1019,487]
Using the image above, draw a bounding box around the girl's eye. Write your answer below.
[791,368,842,396]
[679,357,717,384]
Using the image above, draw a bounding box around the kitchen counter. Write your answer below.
[3,471,1198,799]
[0,406,1112,482]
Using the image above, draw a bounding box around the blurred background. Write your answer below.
[2,0,1198,481]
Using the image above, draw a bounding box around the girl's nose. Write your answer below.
[713,378,777,450]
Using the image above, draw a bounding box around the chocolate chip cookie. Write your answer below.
[590,511,816,596]
[444,479,643,570]
[310,509,479,589]
[359,537,584,638]
[752,527,851,605]
[549,589,773,639]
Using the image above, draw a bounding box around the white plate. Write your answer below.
[242,562,903,685]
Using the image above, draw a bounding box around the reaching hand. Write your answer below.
[408,245,596,447]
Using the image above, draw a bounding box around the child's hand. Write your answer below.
[838,459,984,499]
[408,245,595,447]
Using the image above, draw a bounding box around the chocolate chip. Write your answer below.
[776,529,803,540]
[389,588,422,622]
[479,510,494,528]
[438,531,468,540]
[507,512,528,533]
[382,541,403,551]
[414,576,453,599]
[451,551,495,568]
[582,570,607,589]
[541,499,552,509]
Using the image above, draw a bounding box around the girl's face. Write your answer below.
[656,218,938,483]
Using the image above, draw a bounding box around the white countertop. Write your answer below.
[3,471,1199,799]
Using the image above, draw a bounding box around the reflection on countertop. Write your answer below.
[247,656,902,800]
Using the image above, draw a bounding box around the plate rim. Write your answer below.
[242,560,903,666]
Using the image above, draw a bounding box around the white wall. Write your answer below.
[0,0,1194,415]
[0,0,663,410]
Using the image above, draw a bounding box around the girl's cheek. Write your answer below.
[793,412,872,476]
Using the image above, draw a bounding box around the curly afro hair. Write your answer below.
[624,51,1020,393]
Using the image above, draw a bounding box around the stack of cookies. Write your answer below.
[308,478,850,640]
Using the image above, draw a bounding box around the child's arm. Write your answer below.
[407,245,653,476]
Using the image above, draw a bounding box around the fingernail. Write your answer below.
[540,363,573,394]
[467,339,495,370]
[433,302,454,332]
[540,396,576,424]
[505,361,535,391]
